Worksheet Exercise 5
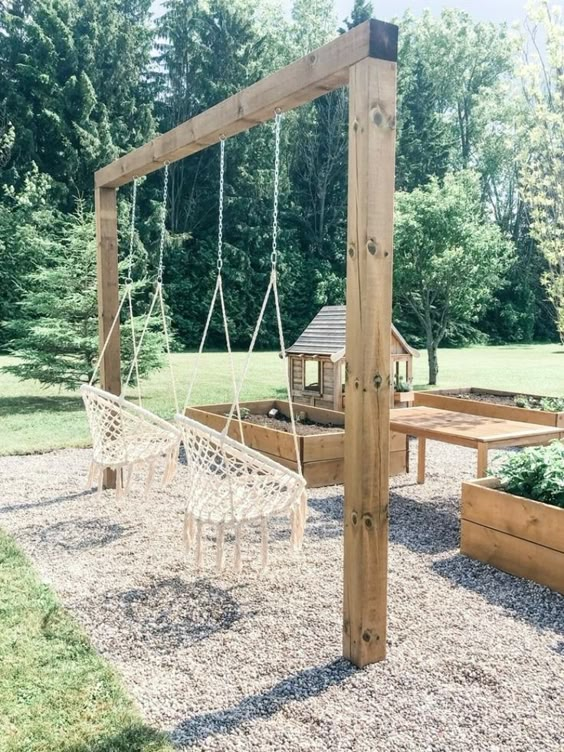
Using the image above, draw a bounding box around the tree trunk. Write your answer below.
[427,338,439,385]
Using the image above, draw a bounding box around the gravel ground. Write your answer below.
[0,442,563,751]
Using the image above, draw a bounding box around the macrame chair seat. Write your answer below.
[175,414,307,572]
[81,384,181,497]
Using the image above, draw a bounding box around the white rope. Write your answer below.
[127,289,143,406]
[224,111,302,472]
[122,283,161,396]
[182,138,244,442]
[158,284,179,414]
[272,273,302,474]
[89,287,130,387]
[89,177,139,391]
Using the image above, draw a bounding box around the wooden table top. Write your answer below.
[390,406,562,445]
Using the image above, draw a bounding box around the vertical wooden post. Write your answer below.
[343,55,397,667]
[95,186,121,489]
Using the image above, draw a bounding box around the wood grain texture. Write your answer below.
[95,187,120,489]
[343,57,397,666]
[461,520,564,595]
[95,20,398,188]
[390,407,563,445]
[413,390,562,428]
[462,479,564,553]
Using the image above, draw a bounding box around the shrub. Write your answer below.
[496,442,564,508]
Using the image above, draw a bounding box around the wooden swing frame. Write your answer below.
[94,18,398,668]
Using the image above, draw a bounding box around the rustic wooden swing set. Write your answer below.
[93,18,398,668]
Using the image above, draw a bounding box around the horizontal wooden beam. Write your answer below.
[95,19,398,188]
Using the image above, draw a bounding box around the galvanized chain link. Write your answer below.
[217,137,225,272]
[271,111,282,269]
[126,178,138,284]
[157,162,170,283]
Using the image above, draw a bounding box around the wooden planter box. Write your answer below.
[461,477,564,594]
[185,400,408,488]
[415,387,564,429]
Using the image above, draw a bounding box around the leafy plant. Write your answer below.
[496,442,564,508]
[540,397,564,413]
[394,376,413,393]
[514,394,529,408]
[512,394,564,412]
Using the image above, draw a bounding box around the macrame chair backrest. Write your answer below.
[176,414,307,571]
[81,168,181,497]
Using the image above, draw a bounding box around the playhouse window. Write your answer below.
[304,360,322,393]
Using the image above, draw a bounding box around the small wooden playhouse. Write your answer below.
[287,305,418,411]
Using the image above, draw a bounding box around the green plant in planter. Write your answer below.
[496,442,564,509]
[540,397,564,413]
[394,376,413,393]
[514,394,530,408]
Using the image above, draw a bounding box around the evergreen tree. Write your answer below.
[396,57,451,191]
[341,0,372,31]
[0,0,155,205]
[3,206,164,389]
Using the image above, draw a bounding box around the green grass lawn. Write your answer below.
[1,343,563,456]
[0,529,172,752]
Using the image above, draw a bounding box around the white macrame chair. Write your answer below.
[176,123,307,573]
[82,170,181,498]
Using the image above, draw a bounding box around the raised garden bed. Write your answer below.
[461,477,564,594]
[185,400,408,488]
[414,387,564,429]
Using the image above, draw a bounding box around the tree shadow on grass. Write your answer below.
[389,491,459,554]
[0,394,83,417]
[62,724,171,752]
[171,659,357,747]
[433,553,564,638]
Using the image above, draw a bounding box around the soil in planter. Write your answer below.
[241,412,342,436]
[449,391,559,411]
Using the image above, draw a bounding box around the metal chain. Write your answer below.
[126,178,138,284]
[157,162,170,283]
[271,111,282,269]
[217,137,225,272]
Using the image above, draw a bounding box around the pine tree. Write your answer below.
[396,56,451,191]
[3,206,164,389]
[0,0,155,204]
[341,0,372,31]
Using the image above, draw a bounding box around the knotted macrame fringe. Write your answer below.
[234,523,243,574]
[181,495,308,573]
[290,491,308,551]
[195,520,204,569]
[183,511,195,552]
[86,446,179,501]
[216,523,225,572]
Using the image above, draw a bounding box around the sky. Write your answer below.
[333,0,525,24]
[152,0,528,25]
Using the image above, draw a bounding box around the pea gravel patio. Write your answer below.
[0,442,562,751]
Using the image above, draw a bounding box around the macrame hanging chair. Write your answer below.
[81,169,181,498]
[175,117,307,573]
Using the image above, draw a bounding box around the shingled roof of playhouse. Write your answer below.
[286,305,419,362]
